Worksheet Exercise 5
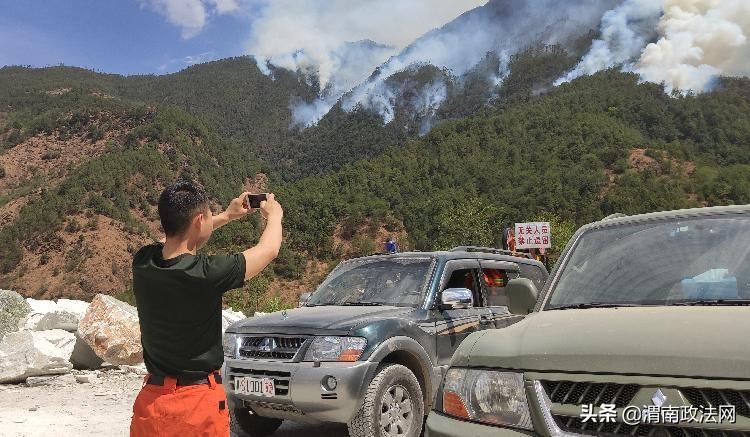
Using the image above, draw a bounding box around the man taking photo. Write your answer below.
[129,179,283,436]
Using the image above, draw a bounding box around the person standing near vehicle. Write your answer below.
[130,180,283,436]
[385,237,398,253]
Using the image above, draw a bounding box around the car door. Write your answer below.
[479,260,525,328]
[434,259,495,365]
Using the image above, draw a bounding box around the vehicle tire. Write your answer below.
[230,406,283,437]
[347,363,425,437]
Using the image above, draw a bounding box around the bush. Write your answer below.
[350,236,376,257]
[65,218,81,233]
[262,296,294,313]
[4,129,22,148]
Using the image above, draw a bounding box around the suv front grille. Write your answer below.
[541,380,750,437]
[541,380,639,408]
[682,388,750,418]
[238,336,307,361]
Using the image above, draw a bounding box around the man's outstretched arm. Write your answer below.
[212,191,254,231]
[242,193,283,280]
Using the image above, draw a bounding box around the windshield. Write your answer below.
[307,258,433,307]
[547,215,750,309]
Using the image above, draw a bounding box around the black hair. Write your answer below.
[157,179,210,237]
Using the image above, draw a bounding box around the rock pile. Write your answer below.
[0,290,248,385]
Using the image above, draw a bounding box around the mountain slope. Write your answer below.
[2,67,749,310]
[279,71,750,258]
[0,88,267,299]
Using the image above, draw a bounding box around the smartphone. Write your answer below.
[247,193,268,209]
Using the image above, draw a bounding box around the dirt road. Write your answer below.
[0,370,349,437]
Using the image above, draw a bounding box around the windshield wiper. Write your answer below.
[671,299,750,306]
[339,301,384,306]
[550,302,642,310]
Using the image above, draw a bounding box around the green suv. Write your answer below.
[426,205,750,437]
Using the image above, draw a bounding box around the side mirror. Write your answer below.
[440,288,473,310]
[298,292,312,307]
[506,278,539,315]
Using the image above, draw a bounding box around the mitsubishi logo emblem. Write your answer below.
[651,389,668,407]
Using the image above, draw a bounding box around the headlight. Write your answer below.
[441,368,532,430]
[303,336,367,362]
[222,333,240,358]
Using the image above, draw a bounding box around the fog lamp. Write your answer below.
[323,375,338,391]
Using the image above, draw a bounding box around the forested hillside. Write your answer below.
[1,58,749,313]
[0,60,407,180]
[0,41,593,181]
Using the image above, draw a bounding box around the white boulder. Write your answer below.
[57,299,89,320]
[78,294,142,365]
[18,298,88,332]
[222,308,246,333]
[0,329,76,383]
[25,298,58,313]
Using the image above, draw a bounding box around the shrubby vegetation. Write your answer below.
[275,71,750,263]
[0,96,264,273]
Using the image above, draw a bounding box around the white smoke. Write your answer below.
[556,0,663,85]
[343,0,618,123]
[248,0,488,125]
[561,0,750,93]
[636,0,750,93]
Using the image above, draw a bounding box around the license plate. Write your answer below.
[234,377,275,397]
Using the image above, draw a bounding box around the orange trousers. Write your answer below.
[130,373,229,436]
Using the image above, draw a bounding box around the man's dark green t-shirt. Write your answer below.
[132,244,246,378]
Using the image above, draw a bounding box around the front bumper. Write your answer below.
[426,412,538,437]
[223,358,378,423]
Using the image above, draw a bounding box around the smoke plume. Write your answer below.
[556,0,663,85]
[247,0,750,128]
[341,0,617,125]
[248,0,488,125]
[636,0,750,93]
[562,0,750,93]
[249,0,617,126]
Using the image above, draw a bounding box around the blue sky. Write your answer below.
[0,1,491,77]
[0,0,253,75]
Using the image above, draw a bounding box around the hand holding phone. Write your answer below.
[247,193,268,209]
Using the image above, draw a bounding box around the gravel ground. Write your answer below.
[0,370,349,437]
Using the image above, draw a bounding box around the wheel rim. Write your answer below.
[379,384,413,437]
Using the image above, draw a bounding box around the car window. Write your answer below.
[307,258,433,307]
[481,268,517,307]
[547,215,750,308]
[443,268,481,307]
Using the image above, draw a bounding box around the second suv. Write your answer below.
[426,205,750,437]
[222,247,547,437]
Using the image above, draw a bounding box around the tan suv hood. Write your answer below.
[455,306,750,380]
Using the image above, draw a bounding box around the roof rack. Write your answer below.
[601,213,627,221]
[450,246,534,259]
